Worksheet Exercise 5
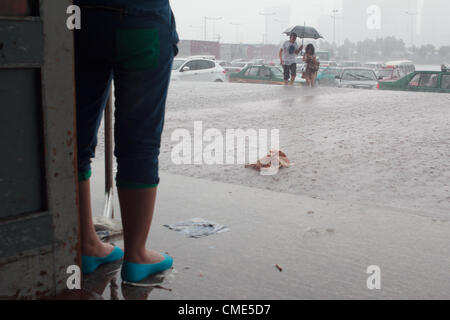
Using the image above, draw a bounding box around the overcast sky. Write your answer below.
[170,0,343,43]
[169,0,448,46]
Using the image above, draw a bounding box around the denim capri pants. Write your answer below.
[74,3,178,188]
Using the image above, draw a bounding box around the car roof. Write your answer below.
[384,60,414,65]
[182,57,217,62]
[415,70,446,73]
[341,67,374,71]
[189,55,215,59]
[250,64,280,68]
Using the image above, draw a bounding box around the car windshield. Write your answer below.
[173,59,186,70]
[343,70,376,81]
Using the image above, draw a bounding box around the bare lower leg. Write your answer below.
[79,180,114,257]
[311,74,317,87]
[118,187,164,264]
[290,76,296,85]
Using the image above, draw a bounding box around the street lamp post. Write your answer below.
[259,12,276,44]
[405,11,417,47]
[204,16,222,41]
[332,9,339,45]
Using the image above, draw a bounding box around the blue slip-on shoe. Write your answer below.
[82,246,124,274]
[121,253,173,283]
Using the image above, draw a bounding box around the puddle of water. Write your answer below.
[80,260,176,300]
[164,218,229,238]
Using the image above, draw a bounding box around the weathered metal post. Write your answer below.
[104,90,114,219]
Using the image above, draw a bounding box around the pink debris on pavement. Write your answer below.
[245,150,293,172]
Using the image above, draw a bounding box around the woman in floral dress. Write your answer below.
[302,44,320,87]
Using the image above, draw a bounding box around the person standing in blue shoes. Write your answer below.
[74,0,178,282]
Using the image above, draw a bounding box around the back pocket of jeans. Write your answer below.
[116,28,160,72]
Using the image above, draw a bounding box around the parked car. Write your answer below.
[378,70,450,93]
[264,60,277,66]
[335,67,378,89]
[222,61,251,76]
[171,58,227,82]
[231,59,252,67]
[320,61,338,68]
[188,55,216,61]
[339,61,362,68]
[216,60,231,67]
[249,59,265,65]
[379,60,415,81]
[229,65,306,86]
[316,67,342,86]
[364,61,385,76]
[364,62,384,70]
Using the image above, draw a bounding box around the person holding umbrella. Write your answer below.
[282,25,323,87]
[279,33,303,85]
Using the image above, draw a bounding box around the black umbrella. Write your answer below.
[283,25,323,40]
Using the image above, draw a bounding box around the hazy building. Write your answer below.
[342,0,418,45]
[420,0,450,47]
[263,5,291,44]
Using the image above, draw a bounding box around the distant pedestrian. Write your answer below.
[279,33,303,85]
[302,44,320,87]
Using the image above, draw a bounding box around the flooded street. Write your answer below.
[87,82,450,300]
[153,82,450,219]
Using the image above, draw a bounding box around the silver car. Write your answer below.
[336,67,379,90]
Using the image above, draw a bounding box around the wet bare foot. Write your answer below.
[125,249,165,265]
[82,241,115,258]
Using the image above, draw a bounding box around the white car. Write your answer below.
[336,67,378,90]
[188,55,216,60]
[171,58,227,82]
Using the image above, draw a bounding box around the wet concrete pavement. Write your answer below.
[87,172,450,300]
[86,82,450,299]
